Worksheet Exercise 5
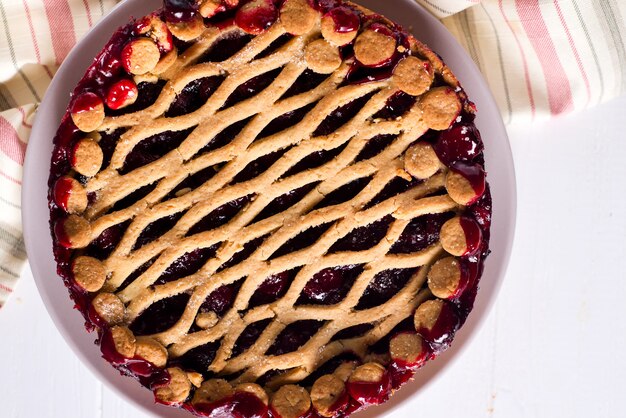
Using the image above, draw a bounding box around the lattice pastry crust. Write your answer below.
[48,0,492,416]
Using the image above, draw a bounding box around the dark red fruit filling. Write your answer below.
[356,268,417,310]
[416,301,460,354]
[188,195,254,235]
[166,76,225,117]
[331,323,374,341]
[130,293,191,335]
[257,102,317,139]
[459,216,482,255]
[201,280,243,316]
[299,264,364,305]
[282,143,347,178]
[270,222,333,259]
[85,221,130,260]
[134,211,186,250]
[372,91,417,120]
[450,161,486,198]
[105,79,138,110]
[346,370,391,406]
[100,328,171,388]
[192,391,269,418]
[174,340,221,377]
[219,236,268,271]
[71,91,102,114]
[390,213,454,254]
[52,177,74,212]
[157,246,220,284]
[355,134,396,161]
[224,68,283,108]
[200,33,254,63]
[235,0,278,35]
[314,177,371,209]
[120,128,194,174]
[433,123,484,166]
[163,0,197,23]
[232,319,272,357]
[253,183,319,222]
[249,269,296,307]
[325,6,361,33]
[313,92,375,136]
[281,69,329,99]
[329,216,392,253]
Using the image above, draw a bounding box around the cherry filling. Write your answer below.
[347,372,392,406]
[416,301,460,354]
[329,216,393,253]
[117,257,158,292]
[219,235,268,271]
[325,6,361,33]
[133,211,186,250]
[372,91,417,120]
[450,161,487,199]
[52,177,75,212]
[232,150,291,184]
[281,69,329,99]
[313,92,376,136]
[249,269,297,307]
[199,33,254,63]
[356,268,418,310]
[188,195,254,235]
[299,264,364,305]
[253,183,319,222]
[232,318,273,357]
[433,123,484,166]
[163,0,197,23]
[266,320,326,355]
[257,102,317,140]
[192,391,269,418]
[157,246,220,284]
[174,340,221,377]
[166,76,226,117]
[270,222,333,259]
[390,213,454,254]
[314,177,371,209]
[131,293,191,336]
[100,329,171,387]
[85,221,130,260]
[282,143,347,178]
[201,281,242,316]
[198,117,253,156]
[458,216,483,255]
[223,68,283,108]
[255,33,294,59]
[235,0,278,35]
[331,323,374,341]
[111,183,158,213]
[355,134,396,162]
[365,177,421,209]
[120,128,195,174]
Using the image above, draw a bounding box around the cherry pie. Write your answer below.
[48,0,492,416]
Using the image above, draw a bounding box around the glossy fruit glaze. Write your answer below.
[48,0,492,417]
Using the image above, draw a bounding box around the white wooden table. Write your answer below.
[2,95,626,418]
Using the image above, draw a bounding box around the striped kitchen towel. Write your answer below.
[0,0,625,309]
[0,0,117,309]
